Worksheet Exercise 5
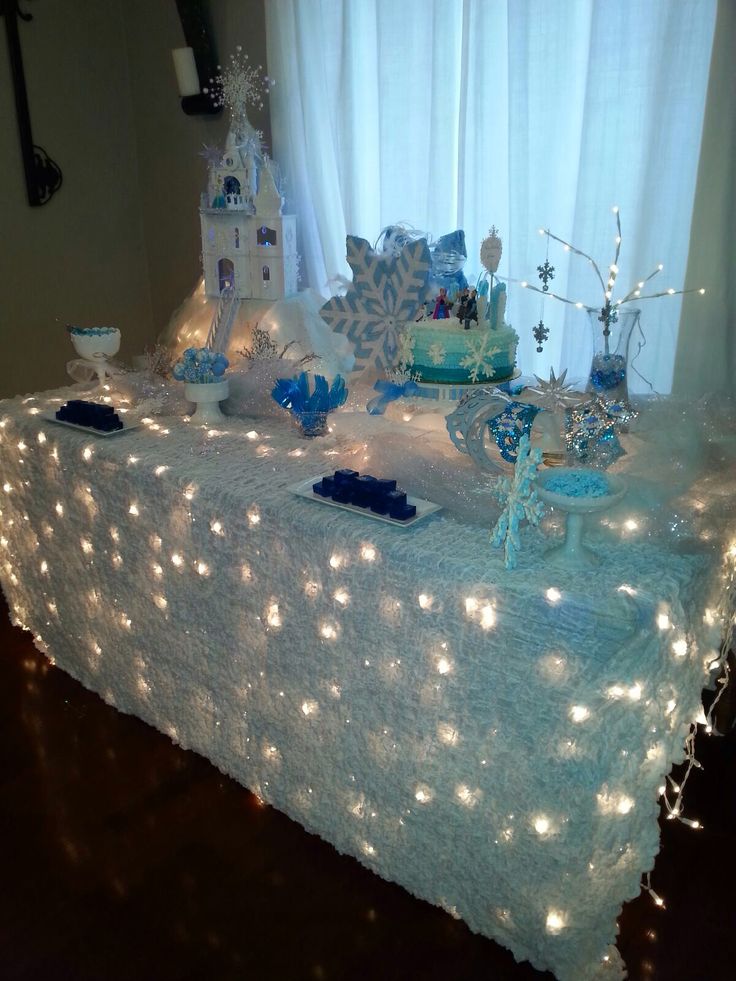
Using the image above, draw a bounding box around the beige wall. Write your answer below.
[0,0,153,399]
[0,0,269,400]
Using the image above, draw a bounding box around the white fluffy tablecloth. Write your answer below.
[1,388,734,980]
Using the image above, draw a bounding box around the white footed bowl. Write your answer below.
[70,327,121,362]
[536,467,627,567]
[184,379,229,424]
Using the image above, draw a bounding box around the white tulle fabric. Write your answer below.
[1,388,734,981]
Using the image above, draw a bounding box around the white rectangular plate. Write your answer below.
[42,411,141,438]
[288,474,442,529]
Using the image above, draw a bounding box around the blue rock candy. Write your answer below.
[545,470,610,498]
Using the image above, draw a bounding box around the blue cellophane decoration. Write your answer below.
[271,372,348,436]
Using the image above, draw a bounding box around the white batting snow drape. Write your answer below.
[266,0,716,394]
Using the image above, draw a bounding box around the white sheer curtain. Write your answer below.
[266,0,716,392]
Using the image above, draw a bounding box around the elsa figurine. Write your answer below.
[211,175,226,209]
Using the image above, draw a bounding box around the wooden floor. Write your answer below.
[1,599,734,981]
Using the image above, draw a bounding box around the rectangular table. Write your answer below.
[1,389,733,980]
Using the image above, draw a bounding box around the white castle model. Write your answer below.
[199,127,298,302]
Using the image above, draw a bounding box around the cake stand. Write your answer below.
[536,468,627,567]
[184,379,229,424]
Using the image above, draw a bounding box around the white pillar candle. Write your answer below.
[172,47,200,97]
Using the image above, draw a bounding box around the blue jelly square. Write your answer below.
[334,469,359,485]
[389,503,416,521]
[386,490,407,508]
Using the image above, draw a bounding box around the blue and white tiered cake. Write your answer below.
[402,228,519,385]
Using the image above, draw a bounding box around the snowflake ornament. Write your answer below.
[428,342,446,366]
[459,334,502,383]
[490,434,545,570]
[206,46,274,116]
[395,327,416,369]
[320,235,432,376]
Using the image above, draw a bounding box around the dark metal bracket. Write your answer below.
[1,0,62,206]
[175,0,221,117]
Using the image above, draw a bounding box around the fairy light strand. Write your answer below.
[506,208,706,356]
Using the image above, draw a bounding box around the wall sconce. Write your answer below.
[173,0,221,116]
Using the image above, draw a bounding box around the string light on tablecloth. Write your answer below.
[569,705,590,723]
[533,815,553,836]
[438,722,460,746]
[545,910,568,935]
[643,872,666,910]
[455,784,481,808]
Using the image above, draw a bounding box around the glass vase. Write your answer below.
[294,410,329,438]
[586,308,640,403]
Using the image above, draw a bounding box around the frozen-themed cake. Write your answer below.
[406,309,518,384]
[396,227,518,384]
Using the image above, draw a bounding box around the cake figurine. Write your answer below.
[432,288,451,319]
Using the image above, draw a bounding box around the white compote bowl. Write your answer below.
[68,326,121,389]
[536,467,627,567]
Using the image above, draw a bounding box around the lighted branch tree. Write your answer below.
[510,207,706,356]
